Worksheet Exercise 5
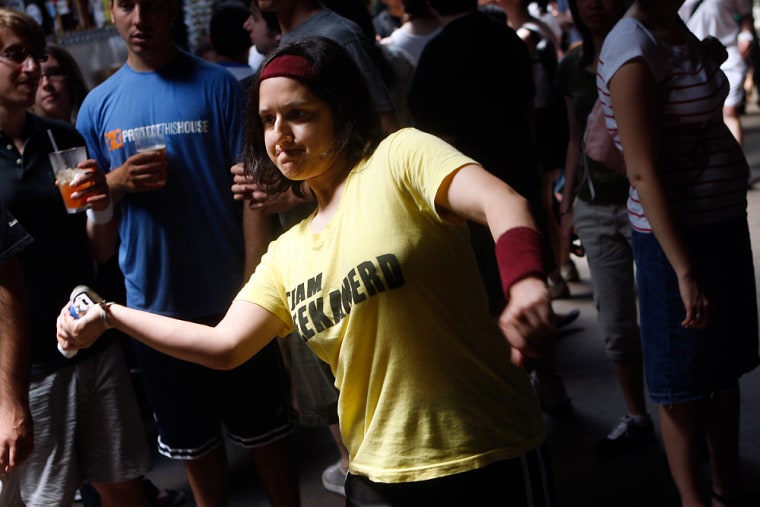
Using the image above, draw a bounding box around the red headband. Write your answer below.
[260,55,316,81]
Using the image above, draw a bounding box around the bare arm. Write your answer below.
[435,164,555,363]
[74,159,119,263]
[609,60,707,328]
[738,13,754,59]
[0,257,33,475]
[560,96,581,215]
[57,298,286,371]
[435,164,539,237]
[559,96,581,255]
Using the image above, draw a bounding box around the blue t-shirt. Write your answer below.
[77,52,246,318]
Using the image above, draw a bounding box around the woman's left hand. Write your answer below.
[678,272,710,329]
[498,277,556,365]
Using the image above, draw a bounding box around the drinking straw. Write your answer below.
[47,129,67,176]
[47,128,60,152]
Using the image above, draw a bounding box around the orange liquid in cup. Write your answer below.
[56,168,94,213]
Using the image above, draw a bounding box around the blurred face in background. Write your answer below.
[33,54,72,121]
[575,0,626,36]
[245,1,280,55]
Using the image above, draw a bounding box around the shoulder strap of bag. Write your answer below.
[689,0,705,19]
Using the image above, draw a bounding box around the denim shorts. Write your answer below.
[632,219,759,404]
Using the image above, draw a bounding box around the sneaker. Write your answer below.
[560,260,580,282]
[595,414,656,457]
[529,371,572,413]
[556,308,580,329]
[570,228,585,257]
[321,460,347,497]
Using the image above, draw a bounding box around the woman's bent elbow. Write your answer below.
[206,349,250,370]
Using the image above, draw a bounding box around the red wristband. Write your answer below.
[495,227,547,299]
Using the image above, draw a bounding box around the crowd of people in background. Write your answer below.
[0,0,759,506]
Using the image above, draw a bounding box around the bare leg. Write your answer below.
[250,436,301,507]
[701,389,743,505]
[541,168,565,277]
[329,423,349,472]
[541,168,570,299]
[613,360,648,417]
[723,106,743,147]
[92,478,150,507]
[185,446,228,507]
[658,403,705,507]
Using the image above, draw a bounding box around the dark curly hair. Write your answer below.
[243,36,383,198]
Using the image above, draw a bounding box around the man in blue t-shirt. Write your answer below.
[76,0,299,504]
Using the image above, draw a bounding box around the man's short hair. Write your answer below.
[210,1,251,57]
[0,7,46,57]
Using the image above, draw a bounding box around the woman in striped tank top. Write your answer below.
[596,1,759,505]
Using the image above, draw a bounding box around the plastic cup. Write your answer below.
[49,146,91,214]
[134,131,167,188]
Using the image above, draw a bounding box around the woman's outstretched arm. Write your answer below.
[57,299,286,370]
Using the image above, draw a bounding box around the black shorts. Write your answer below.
[345,443,555,506]
[131,329,294,459]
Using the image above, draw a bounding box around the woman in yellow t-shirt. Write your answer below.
[58,36,557,506]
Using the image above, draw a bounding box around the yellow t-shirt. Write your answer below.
[237,128,545,483]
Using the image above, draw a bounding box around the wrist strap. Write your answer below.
[87,200,114,225]
[495,227,547,299]
[99,301,112,330]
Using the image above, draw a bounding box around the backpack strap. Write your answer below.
[688,0,705,19]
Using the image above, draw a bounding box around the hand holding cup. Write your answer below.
[50,146,94,213]
[130,131,167,190]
